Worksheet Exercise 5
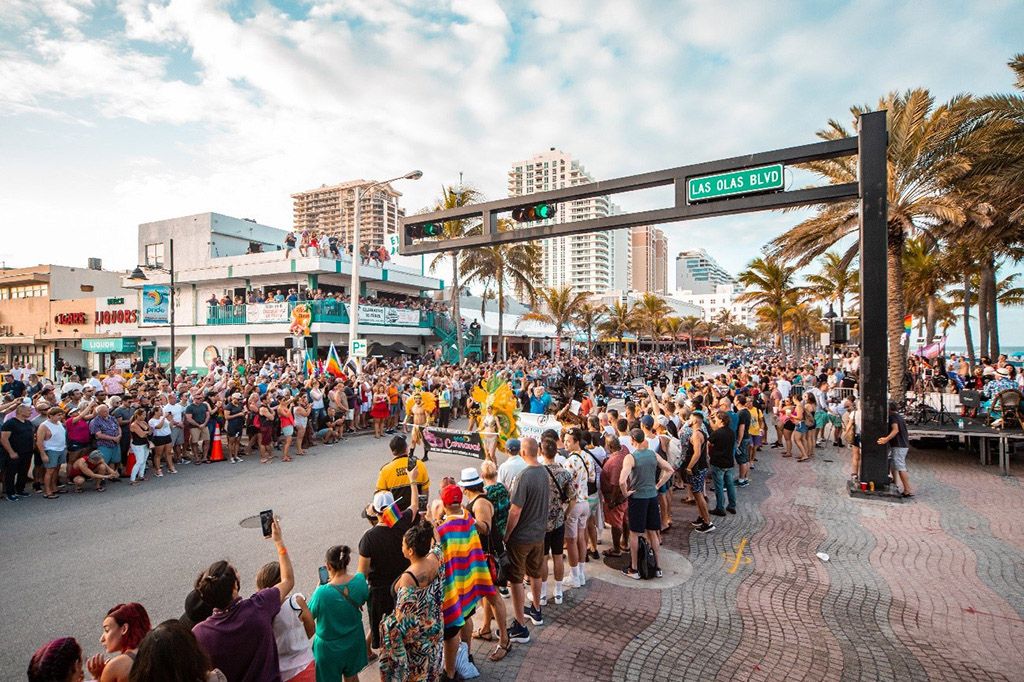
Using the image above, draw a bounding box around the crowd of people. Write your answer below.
[16,343,953,681]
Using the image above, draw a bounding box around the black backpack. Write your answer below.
[636,536,657,580]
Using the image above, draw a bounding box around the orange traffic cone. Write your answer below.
[210,424,225,462]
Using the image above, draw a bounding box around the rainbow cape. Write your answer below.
[325,343,344,377]
[437,510,495,627]
[378,501,403,528]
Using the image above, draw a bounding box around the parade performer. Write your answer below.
[471,375,520,463]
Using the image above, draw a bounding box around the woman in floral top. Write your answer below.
[378,521,444,682]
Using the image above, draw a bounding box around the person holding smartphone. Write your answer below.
[192,517,295,681]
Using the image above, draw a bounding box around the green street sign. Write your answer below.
[687,163,785,203]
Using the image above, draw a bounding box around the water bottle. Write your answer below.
[957,417,965,430]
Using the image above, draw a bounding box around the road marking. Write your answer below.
[722,536,751,574]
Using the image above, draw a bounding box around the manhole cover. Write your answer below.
[602,552,630,571]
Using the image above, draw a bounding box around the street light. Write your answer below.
[349,171,422,369]
[129,238,176,378]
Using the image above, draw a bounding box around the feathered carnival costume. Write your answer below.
[472,374,520,451]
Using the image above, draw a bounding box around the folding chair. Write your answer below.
[990,389,1024,430]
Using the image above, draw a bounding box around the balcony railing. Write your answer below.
[206,300,434,329]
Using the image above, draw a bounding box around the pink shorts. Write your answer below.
[564,501,590,539]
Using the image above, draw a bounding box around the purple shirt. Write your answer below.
[89,415,120,439]
[193,586,282,682]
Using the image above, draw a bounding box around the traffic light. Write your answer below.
[405,221,442,241]
[511,202,557,223]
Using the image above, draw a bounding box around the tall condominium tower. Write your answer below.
[291,180,404,250]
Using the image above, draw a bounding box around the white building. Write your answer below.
[675,249,737,294]
[125,212,475,370]
[675,283,753,326]
[507,149,626,294]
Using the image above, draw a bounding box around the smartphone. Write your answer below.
[318,566,330,585]
[259,509,274,538]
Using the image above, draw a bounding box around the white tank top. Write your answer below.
[42,421,66,451]
[274,594,313,680]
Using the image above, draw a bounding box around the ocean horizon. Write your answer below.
[946,345,1024,357]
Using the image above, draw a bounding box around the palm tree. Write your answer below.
[573,301,608,355]
[460,220,541,360]
[772,90,970,398]
[784,300,827,360]
[678,315,704,351]
[902,236,955,343]
[804,251,859,317]
[632,293,672,352]
[427,184,484,362]
[598,300,636,355]
[520,285,591,358]
[737,254,800,347]
[661,316,684,351]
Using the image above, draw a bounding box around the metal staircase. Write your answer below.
[429,312,482,363]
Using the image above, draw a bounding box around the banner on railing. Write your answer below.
[359,305,420,326]
[517,412,562,441]
[247,302,289,323]
[422,427,483,458]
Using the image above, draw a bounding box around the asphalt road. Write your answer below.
[0,425,472,674]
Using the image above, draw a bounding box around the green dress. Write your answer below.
[307,573,369,681]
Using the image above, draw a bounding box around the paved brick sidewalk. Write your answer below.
[467,443,1024,681]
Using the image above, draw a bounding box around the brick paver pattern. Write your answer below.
[467,443,1024,681]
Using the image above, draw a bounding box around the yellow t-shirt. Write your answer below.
[748,407,762,436]
[376,456,431,506]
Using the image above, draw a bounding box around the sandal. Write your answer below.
[602,549,624,557]
[96,485,105,492]
[783,453,793,458]
[902,492,915,498]
[43,494,59,500]
[489,641,512,662]
[473,628,495,641]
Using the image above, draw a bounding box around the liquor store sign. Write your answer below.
[686,163,784,203]
[95,297,140,330]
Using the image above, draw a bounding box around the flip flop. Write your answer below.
[902,492,915,498]
[602,549,624,557]
[489,641,512,662]
[43,494,59,499]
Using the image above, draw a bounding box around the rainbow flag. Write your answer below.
[437,512,495,627]
[904,314,912,336]
[378,501,403,528]
[305,354,315,376]
[325,343,344,377]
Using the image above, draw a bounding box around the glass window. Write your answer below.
[145,242,165,268]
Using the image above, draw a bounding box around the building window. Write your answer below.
[145,243,165,268]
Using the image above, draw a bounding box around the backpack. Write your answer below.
[665,435,684,470]
[636,536,657,580]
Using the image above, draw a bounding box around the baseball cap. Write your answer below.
[440,484,463,507]
[231,393,242,399]
[505,438,521,452]
[656,415,670,427]
[640,414,655,428]
[372,491,395,513]
[457,467,483,488]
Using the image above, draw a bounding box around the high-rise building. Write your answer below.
[291,180,404,251]
[507,149,621,294]
[630,225,668,293]
[675,248,736,294]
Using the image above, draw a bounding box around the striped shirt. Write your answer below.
[437,509,495,628]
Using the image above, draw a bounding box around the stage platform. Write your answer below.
[907,419,1023,475]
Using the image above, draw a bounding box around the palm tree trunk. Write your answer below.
[776,315,784,349]
[887,235,909,401]
[963,272,976,370]
[987,260,1000,357]
[925,297,937,343]
[979,266,990,359]
[452,261,464,362]
[497,284,505,362]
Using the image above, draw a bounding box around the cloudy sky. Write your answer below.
[2,0,1023,341]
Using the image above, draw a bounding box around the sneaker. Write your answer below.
[655,568,664,578]
[711,508,727,517]
[554,591,563,605]
[497,586,510,598]
[737,479,750,488]
[695,522,716,534]
[5,495,18,502]
[621,565,640,580]
[539,594,547,606]
[524,605,544,625]
[562,576,579,589]
[727,507,737,514]
[508,620,531,643]
[690,517,704,527]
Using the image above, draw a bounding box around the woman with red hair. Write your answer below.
[27,637,83,682]
[86,603,151,682]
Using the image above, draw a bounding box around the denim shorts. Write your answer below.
[888,446,909,472]
[735,437,752,464]
[45,449,66,470]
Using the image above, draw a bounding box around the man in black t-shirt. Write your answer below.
[224,393,246,463]
[357,478,420,651]
[735,395,752,487]
[1,404,35,500]
[708,410,737,516]
[878,402,913,497]
[1,373,26,399]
